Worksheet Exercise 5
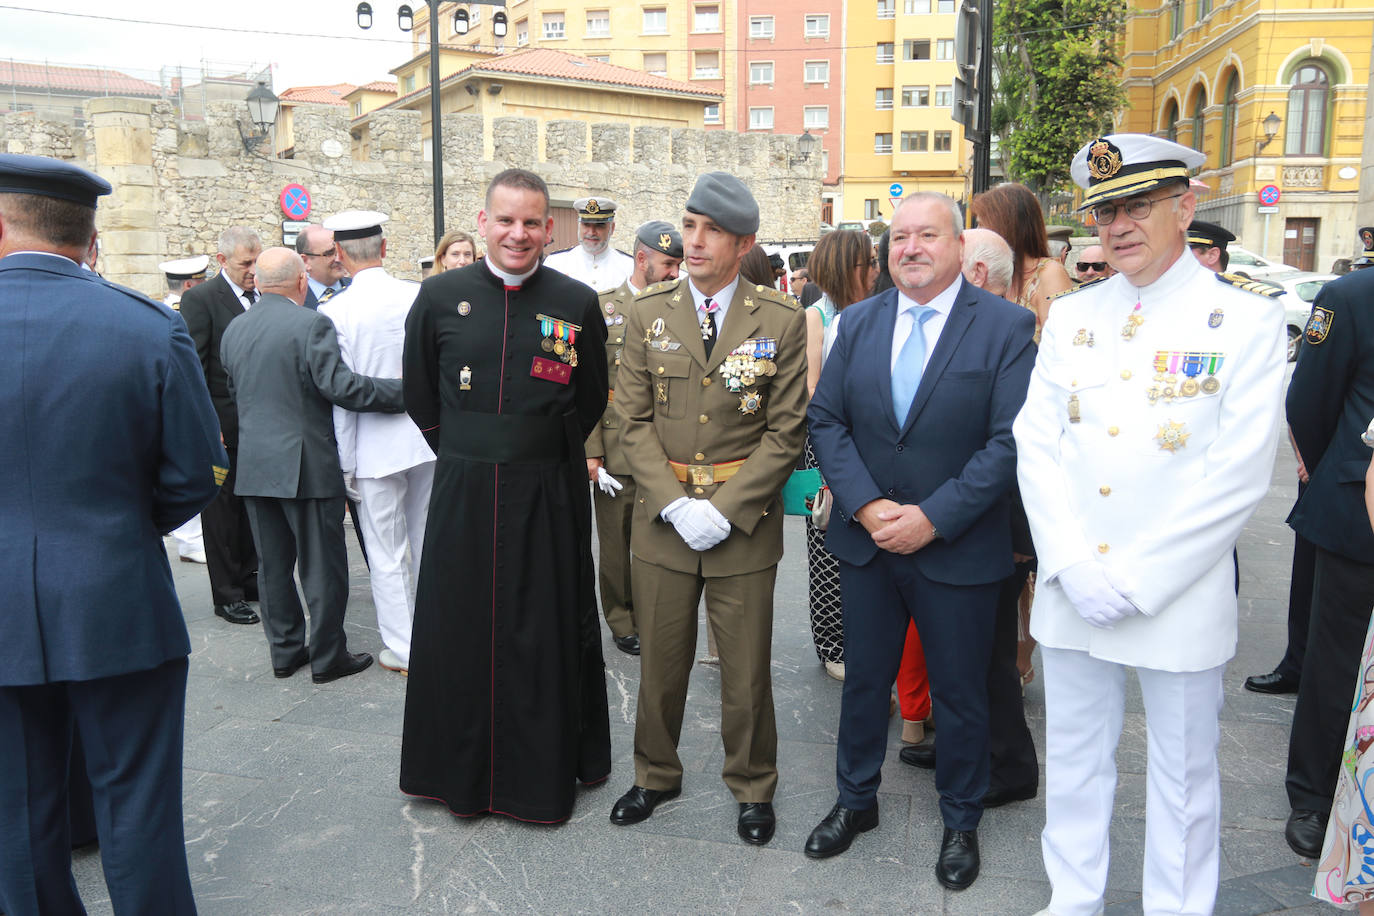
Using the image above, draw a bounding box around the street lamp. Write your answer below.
[356,1,373,28]
[238,80,280,154]
[454,8,470,34]
[397,4,414,30]
[785,130,819,168]
[493,10,508,37]
[1256,111,1282,154]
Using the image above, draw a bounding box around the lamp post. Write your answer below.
[1256,110,1282,155]
[357,1,509,246]
[786,129,819,169]
[238,80,280,154]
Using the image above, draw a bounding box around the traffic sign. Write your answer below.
[1258,206,1279,215]
[280,184,311,220]
[890,197,903,211]
[889,182,904,198]
[1258,185,1280,206]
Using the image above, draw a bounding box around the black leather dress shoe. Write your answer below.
[311,651,373,684]
[936,827,980,890]
[982,782,1037,808]
[609,785,680,825]
[899,741,936,769]
[273,650,309,679]
[1286,809,1328,858]
[214,600,260,625]
[738,802,775,845]
[804,803,879,858]
[1245,669,1299,695]
[614,634,641,656]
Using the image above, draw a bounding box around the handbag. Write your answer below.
[781,467,823,516]
[809,485,833,530]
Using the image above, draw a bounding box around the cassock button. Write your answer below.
[702,377,712,387]
[1099,486,1111,496]
[694,452,705,461]
[1107,426,1120,436]
[1098,543,1110,553]
[1121,369,1132,380]
[699,414,709,424]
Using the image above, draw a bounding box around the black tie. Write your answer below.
[701,298,717,358]
[241,290,256,308]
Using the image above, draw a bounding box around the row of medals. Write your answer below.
[718,338,779,392]
[540,334,578,367]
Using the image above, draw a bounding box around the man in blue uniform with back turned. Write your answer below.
[0,153,225,915]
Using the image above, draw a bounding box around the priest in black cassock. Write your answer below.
[400,168,612,823]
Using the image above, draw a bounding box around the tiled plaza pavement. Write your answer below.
[67,426,1329,914]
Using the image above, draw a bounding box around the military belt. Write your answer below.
[668,458,746,486]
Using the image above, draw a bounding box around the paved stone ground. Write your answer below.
[66,425,1330,915]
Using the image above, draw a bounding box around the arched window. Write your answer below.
[1163,100,1180,142]
[1219,72,1238,167]
[1190,90,1206,154]
[1285,62,1330,156]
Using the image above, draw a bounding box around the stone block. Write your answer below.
[544,119,588,164]
[591,122,631,166]
[671,128,706,174]
[633,125,670,166]
[492,116,537,166]
[441,113,483,163]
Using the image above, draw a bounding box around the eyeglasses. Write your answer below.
[1076,261,1108,272]
[302,247,337,259]
[1088,192,1185,226]
[855,258,878,270]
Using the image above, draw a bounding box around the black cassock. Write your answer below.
[400,261,611,822]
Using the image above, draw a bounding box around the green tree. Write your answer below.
[991,0,1128,195]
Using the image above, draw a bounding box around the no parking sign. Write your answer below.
[279,184,311,220]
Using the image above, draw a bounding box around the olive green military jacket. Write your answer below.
[615,276,808,576]
[585,281,634,473]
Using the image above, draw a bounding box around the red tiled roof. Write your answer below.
[0,61,160,97]
[279,83,356,106]
[453,48,720,98]
[357,81,397,93]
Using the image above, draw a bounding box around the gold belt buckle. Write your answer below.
[687,464,714,486]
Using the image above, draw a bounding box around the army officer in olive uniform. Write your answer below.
[586,220,684,656]
[609,172,808,846]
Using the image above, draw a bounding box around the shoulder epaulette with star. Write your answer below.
[1216,272,1284,299]
[745,283,799,309]
[1049,276,1108,300]
[635,278,680,298]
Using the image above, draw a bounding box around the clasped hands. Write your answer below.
[855,498,936,555]
[1057,560,1140,629]
[662,496,731,551]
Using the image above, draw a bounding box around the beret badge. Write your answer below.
[659,233,671,251]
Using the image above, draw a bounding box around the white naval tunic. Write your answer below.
[543,244,633,292]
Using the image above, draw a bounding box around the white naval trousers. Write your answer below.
[1040,646,1225,916]
[170,515,203,556]
[357,462,435,666]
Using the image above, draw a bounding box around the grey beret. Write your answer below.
[685,171,759,236]
[635,220,683,259]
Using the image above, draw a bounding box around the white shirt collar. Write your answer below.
[307,275,343,299]
[484,255,537,287]
[223,272,254,305]
[687,274,740,326]
[6,250,80,265]
[896,274,963,318]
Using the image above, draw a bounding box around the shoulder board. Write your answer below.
[1048,276,1107,300]
[1216,272,1284,299]
[635,278,681,298]
[746,283,798,309]
[546,246,575,257]
[597,284,623,299]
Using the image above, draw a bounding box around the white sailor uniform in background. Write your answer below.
[544,244,633,290]
[1015,253,1287,914]
[161,254,212,565]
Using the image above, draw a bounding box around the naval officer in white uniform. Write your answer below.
[161,254,211,564]
[319,210,436,675]
[1014,134,1288,916]
[543,196,634,291]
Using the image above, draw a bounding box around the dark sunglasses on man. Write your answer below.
[1076,260,1108,272]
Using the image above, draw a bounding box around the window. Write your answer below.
[1286,63,1330,156]
[875,88,894,109]
[874,132,893,153]
[905,0,930,11]
[643,52,667,76]
[704,103,721,123]
[1198,0,1212,20]
[749,107,775,130]
[937,0,954,11]
[936,39,955,60]
[643,7,667,33]
[904,39,931,60]
[804,60,830,83]
[1169,0,1183,38]
[403,74,416,93]
[1219,72,1238,167]
[901,130,929,152]
[470,7,481,25]
[821,148,830,176]
[876,42,895,63]
[586,9,610,36]
[878,0,896,17]
[864,199,882,219]
[902,85,930,106]
[1190,91,1205,152]
[542,11,565,38]
[750,16,774,38]
[1163,100,1179,142]
[351,101,361,117]
[934,130,952,151]
[804,14,830,37]
[588,54,610,62]
[749,61,774,84]
[516,18,529,44]
[804,106,829,129]
[694,4,720,31]
[695,51,721,79]
[934,84,952,106]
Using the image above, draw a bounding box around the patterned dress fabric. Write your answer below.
[804,434,844,664]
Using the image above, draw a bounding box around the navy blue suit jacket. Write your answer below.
[807,280,1036,586]
[303,274,351,311]
[1286,267,1374,562]
[0,253,226,685]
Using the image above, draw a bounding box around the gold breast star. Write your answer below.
[738,390,762,415]
[1154,420,1190,453]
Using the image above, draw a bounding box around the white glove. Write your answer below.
[662,497,730,551]
[1056,561,1139,630]
[596,467,624,497]
[342,473,361,503]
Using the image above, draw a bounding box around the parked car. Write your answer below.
[1227,245,1300,280]
[761,242,815,293]
[1275,271,1337,361]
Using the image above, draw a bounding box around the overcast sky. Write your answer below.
[0,1,416,91]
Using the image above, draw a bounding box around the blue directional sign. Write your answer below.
[889,182,904,198]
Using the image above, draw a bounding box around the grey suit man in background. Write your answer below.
[221,248,406,684]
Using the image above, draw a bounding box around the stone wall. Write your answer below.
[0,99,822,297]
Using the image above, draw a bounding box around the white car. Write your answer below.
[1227,245,1300,279]
[1275,272,1337,362]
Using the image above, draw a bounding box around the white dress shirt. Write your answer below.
[890,275,964,374]
[687,274,741,334]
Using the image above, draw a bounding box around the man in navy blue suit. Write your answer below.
[0,154,224,914]
[803,192,1036,890]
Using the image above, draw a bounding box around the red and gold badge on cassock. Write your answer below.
[531,356,571,385]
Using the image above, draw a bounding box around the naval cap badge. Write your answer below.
[1087,138,1123,181]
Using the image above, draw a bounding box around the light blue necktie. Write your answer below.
[891,305,934,424]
